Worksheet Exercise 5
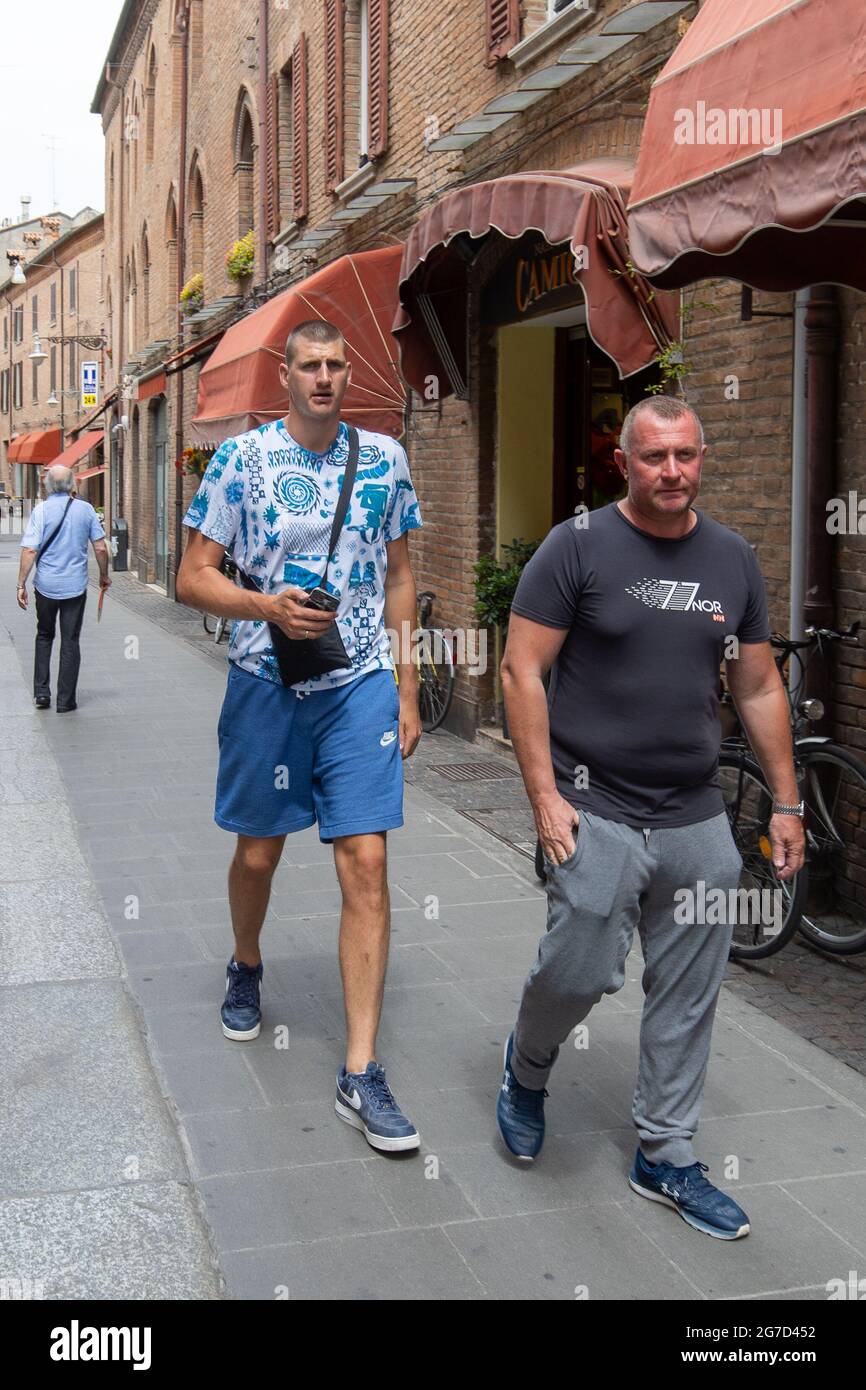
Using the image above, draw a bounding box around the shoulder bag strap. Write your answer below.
[320,425,359,586]
[36,496,75,562]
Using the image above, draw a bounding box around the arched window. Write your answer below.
[125,254,136,358]
[133,96,141,189]
[187,155,204,277]
[141,227,151,342]
[109,151,115,229]
[165,190,178,323]
[233,93,256,240]
[145,46,157,164]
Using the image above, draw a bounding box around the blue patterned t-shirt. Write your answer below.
[182,418,422,691]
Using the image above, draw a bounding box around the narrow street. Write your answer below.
[3,544,866,1300]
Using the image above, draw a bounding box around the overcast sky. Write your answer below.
[0,0,120,224]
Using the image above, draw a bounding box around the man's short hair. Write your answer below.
[284,319,345,367]
[619,396,704,459]
[44,464,74,494]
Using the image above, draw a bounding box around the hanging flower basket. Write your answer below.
[180,272,204,312]
[175,446,212,478]
[225,230,255,282]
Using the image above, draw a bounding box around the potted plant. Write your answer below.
[180,272,204,312]
[473,536,540,738]
[225,230,255,283]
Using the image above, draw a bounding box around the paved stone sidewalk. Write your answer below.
[3,540,866,1300]
[103,560,866,1080]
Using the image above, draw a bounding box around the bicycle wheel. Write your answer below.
[202,612,218,635]
[718,751,807,959]
[797,744,866,954]
[417,628,454,732]
[214,616,227,644]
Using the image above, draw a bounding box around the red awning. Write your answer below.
[13,428,64,464]
[393,159,678,396]
[50,431,105,470]
[76,465,107,481]
[628,0,866,290]
[138,370,166,401]
[7,433,33,463]
[191,247,406,445]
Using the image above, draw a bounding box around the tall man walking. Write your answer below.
[177,320,423,1153]
[497,396,804,1239]
[17,463,111,711]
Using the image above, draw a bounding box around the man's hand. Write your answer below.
[99,576,112,591]
[269,586,338,640]
[16,583,28,611]
[769,812,806,882]
[398,682,422,759]
[535,792,581,865]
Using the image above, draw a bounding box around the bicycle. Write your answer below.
[413,590,455,732]
[202,557,239,643]
[720,620,866,958]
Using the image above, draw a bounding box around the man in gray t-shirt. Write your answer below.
[495,396,804,1242]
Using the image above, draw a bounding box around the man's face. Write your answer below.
[614,411,705,518]
[278,336,351,423]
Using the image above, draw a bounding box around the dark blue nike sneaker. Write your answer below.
[221,957,263,1040]
[496,1031,547,1161]
[628,1147,750,1239]
[335,1061,420,1153]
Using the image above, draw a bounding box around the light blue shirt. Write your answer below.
[182,418,422,691]
[21,495,105,600]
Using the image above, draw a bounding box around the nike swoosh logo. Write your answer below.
[380,730,397,746]
[342,1086,363,1110]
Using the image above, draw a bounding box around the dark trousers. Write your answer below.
[34,588,87,708]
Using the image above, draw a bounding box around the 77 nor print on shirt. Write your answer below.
[182,418,422,693]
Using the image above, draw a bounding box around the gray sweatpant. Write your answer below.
[512,808,743,1168]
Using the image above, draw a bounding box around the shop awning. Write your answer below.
[11,428,64,464]
[392,159,678,396]
[627,0,866,290]
[191,246,406,445]
[76,465,107,481]
[50,430,105,470]
[7,433,33,463]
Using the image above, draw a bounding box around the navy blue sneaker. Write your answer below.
[628,1148,750,1240]
[335,1062,420,1153]
[496,1031,547,1161]
[221,957,263,1040]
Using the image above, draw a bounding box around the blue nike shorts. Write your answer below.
[214,662,404,841]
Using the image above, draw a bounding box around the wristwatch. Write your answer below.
[772,800,804,817]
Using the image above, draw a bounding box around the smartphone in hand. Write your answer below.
[302,586,340,612]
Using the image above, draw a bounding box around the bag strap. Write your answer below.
[320,424,359,586]
[36,496,75,562]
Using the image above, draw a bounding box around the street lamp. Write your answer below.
[29,335,47,363]
[10,259,25,285]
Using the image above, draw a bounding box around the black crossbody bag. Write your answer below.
[237,424,359,686]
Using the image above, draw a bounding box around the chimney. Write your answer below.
[20,195,31,223]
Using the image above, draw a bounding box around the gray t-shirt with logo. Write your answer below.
[510,502,771,827]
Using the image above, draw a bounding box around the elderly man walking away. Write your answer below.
[17,464,111,712]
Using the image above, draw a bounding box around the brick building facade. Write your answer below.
[0,212,106,502]
[92,0,865,745]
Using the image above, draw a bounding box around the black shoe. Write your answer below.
[34,696,51,709]
[56,703,78,713]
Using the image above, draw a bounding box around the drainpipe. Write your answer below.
[257,0,269,290]
[788,289,809,661]
[2,288,14,493]
[801,284,840,725]
[174,1,190,599]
